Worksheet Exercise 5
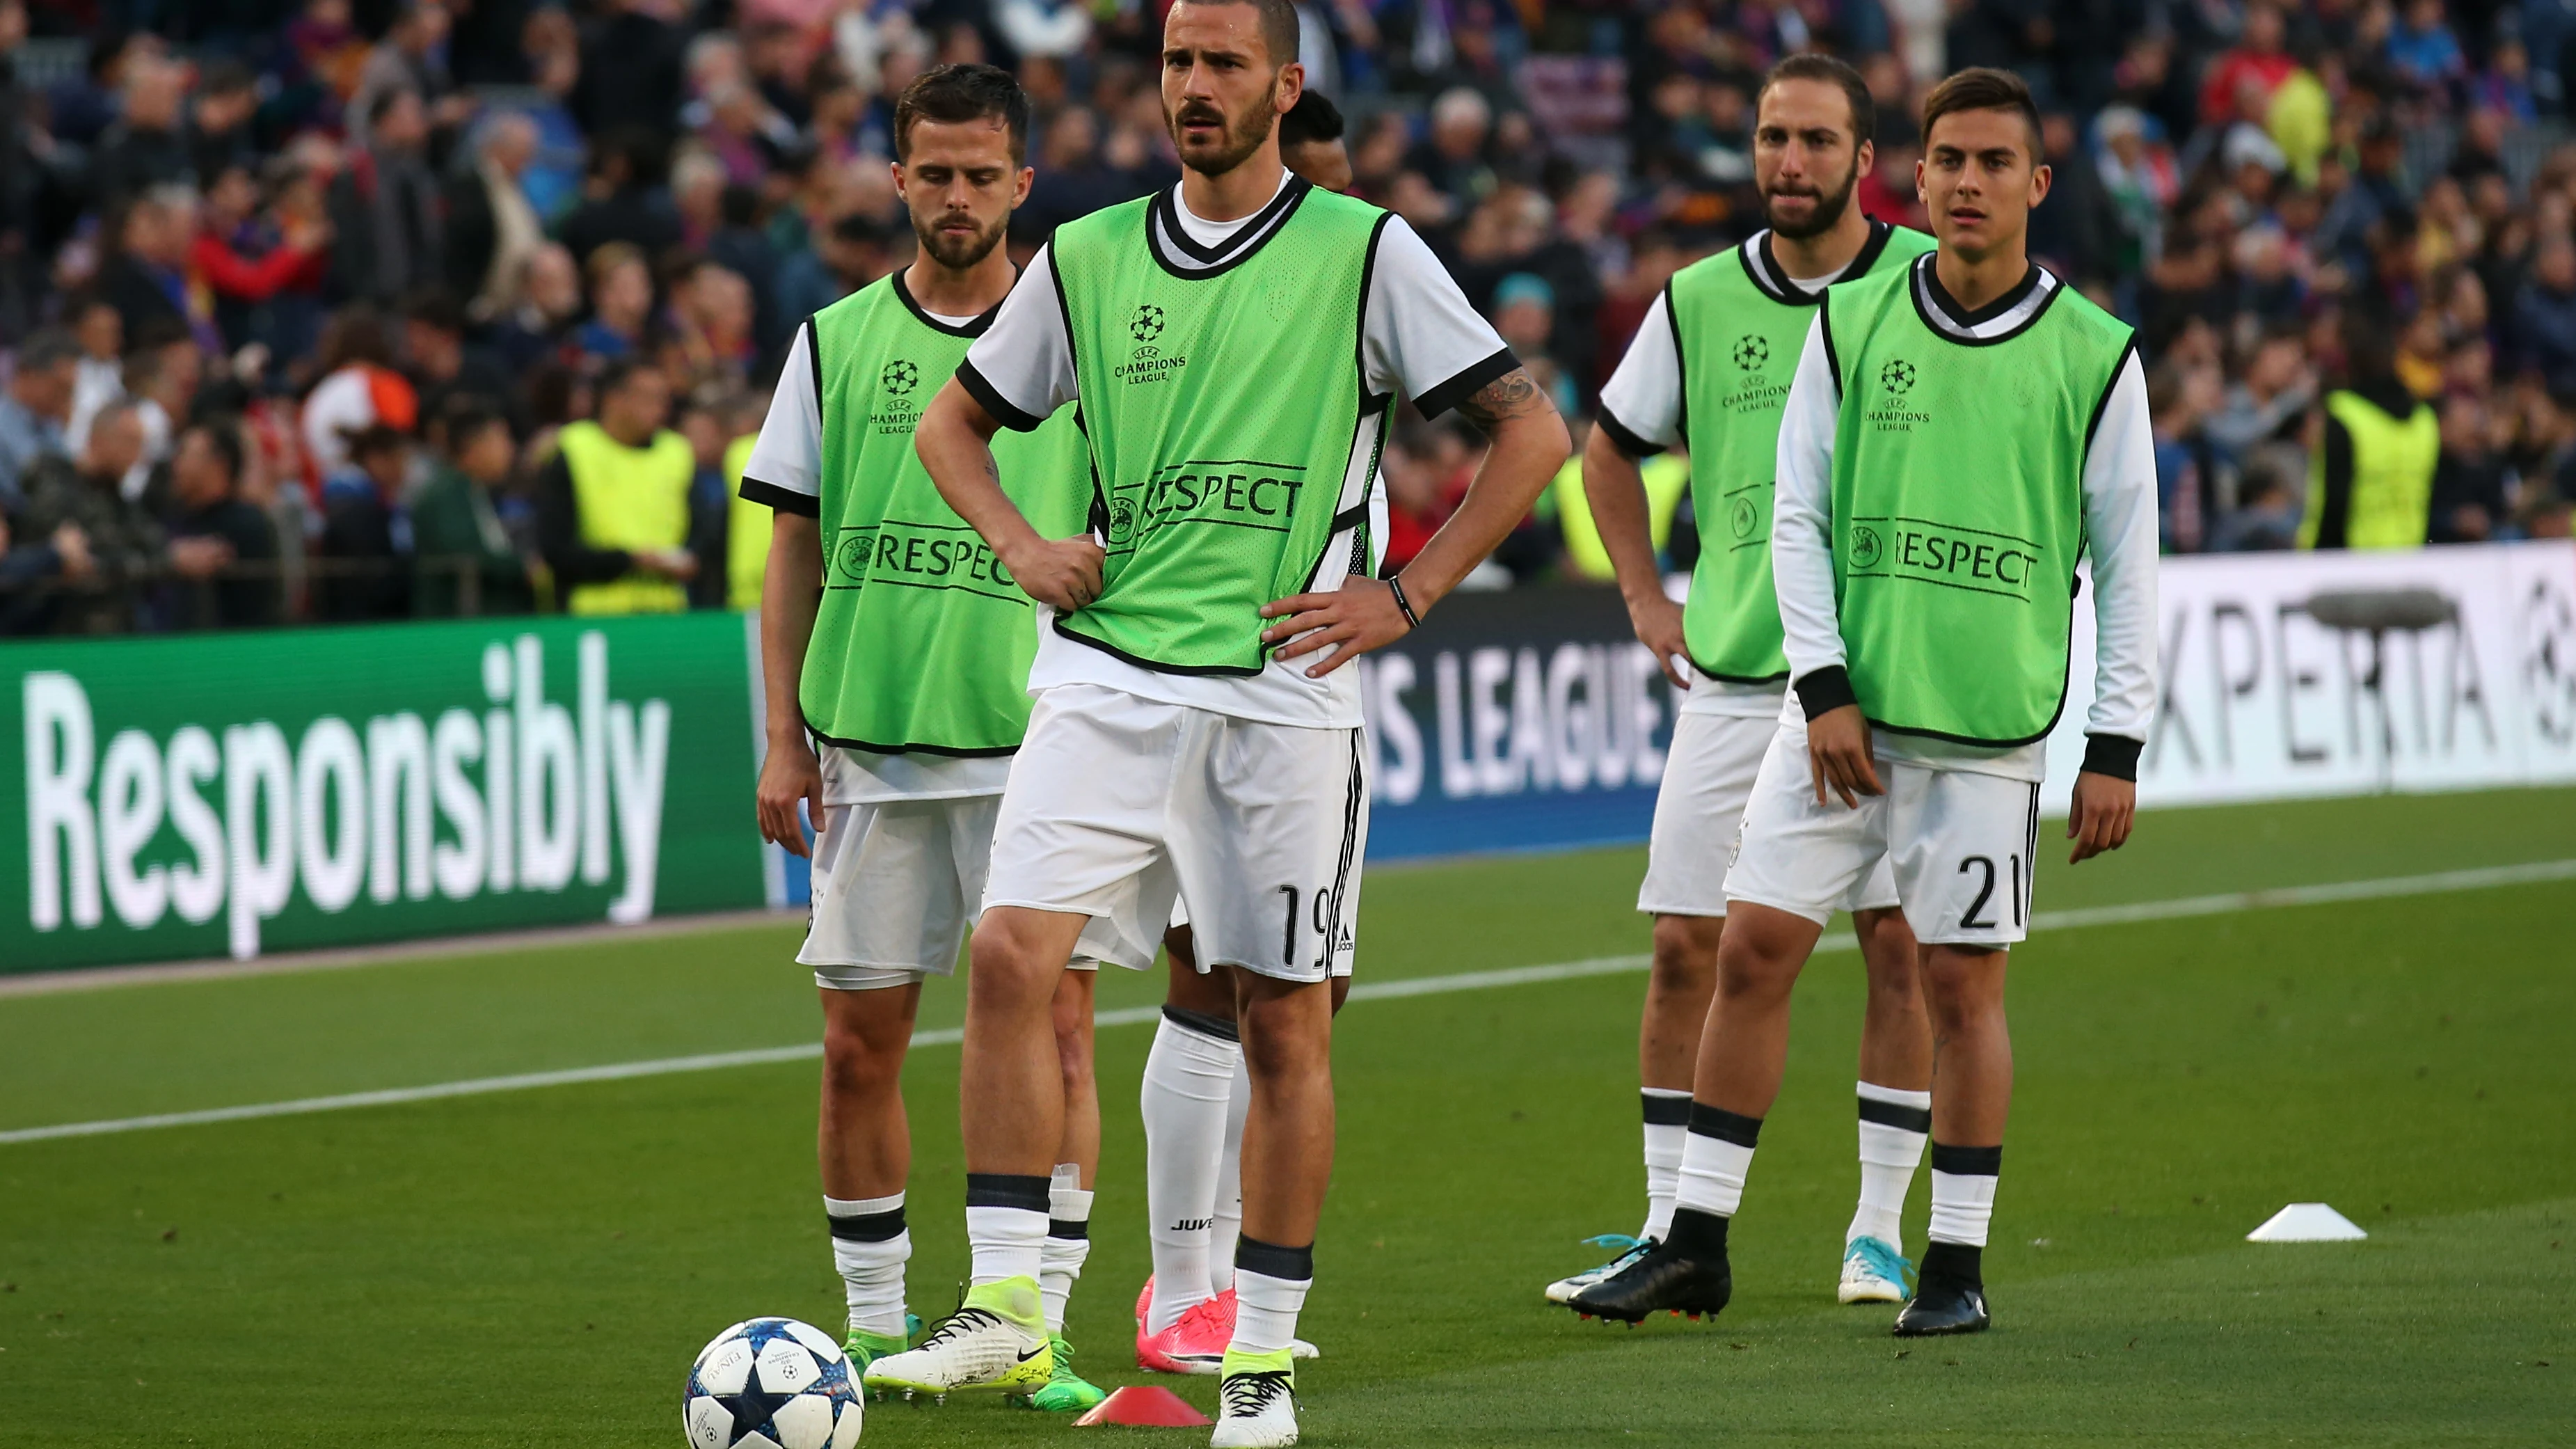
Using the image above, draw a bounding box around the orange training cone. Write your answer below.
[1074,1385,1212,1427]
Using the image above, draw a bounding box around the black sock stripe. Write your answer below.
[827,1207,907,1242]
[964,1173,1053,1212]
[1161,1004,1240,1043]
[1857,1096,1933,1133]
[1047,1218,1090,1240]
[1930,1142,2004,1176]
[1641,1091,1693,1127]
[1234,1235,1315,1283]
[1686,1102,1763,1147]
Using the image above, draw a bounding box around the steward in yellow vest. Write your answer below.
[535,359,699,613]
[2302,343,2436,550]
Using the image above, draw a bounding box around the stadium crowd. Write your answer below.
[0,0,2569,634]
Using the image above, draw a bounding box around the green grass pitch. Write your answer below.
[1,786,2571,1446]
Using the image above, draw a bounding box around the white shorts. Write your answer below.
[985,684,1365,983]
[802,794,1147,991]
[1723,719,2042,947]
[1640,711,1898,918]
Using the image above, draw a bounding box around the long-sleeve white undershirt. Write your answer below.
[1770,310,2161,782]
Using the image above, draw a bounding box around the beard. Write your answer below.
[1764,155,1863,241]
[913,208,1009,271]
[1166,95,1275,177]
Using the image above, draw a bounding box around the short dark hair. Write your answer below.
[596,356,664,401]
[15,329,81,374]
[401,285,466,334]
[1279,88,1344,148]
[1760,54,1874,149]
[1176,0,1300,69]
[893,63,1029,164]
[1921,66,2044,160]
[184,416,246,482]
[439,396,513,453]
[198,58,257,99]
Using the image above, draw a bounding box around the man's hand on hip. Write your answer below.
[1003,535,1106,612]
[1262,576,1414,678]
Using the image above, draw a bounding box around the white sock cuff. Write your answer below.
[1153,1012,1243,1065]
[826,1192,905,1218]
[1857,1119,1928,1169]
[1856,1081,1932,1111]
[1641,1119,1685,1166]
[1926,1169,2000,1247]
[1050,1187,1095,1225]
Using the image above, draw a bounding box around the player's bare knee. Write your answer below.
[1649,914,1723,995]
[1920,946,2006,1022]
[820,1007,906,1098]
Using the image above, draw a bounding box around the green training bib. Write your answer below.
[1047,180,1387,673]
[1818,258,2134,745]
[800,272,1090,754]
[1668,223,1934,681]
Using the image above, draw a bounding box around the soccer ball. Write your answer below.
[683,1317,863,1449]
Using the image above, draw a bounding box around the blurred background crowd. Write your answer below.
[0,0,2569,634]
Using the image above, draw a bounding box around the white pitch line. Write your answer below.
[4,857,2568,1148]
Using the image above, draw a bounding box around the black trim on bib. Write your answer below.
[1662,278,1690,436]
[1051,618,1269,676]
[1744,219,1893,306]
[2082,337,2140,459]
[1696,660,1792,686]
[1415,345,1522,420]
[804,316,824,415]
[1596,405,1666,459]
[1352,211,1392,403]
[956,358,1044,433]
[1145,175,1313,280]
[804,713,1021,758]
[1907,255,2063,347]
[738,475,819,516]
[1816,294,1842,399]
[890,266,1004,338]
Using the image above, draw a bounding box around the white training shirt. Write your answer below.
[1770,256,2159,783]
[1593,229,1865,722]
[957,164,1516,729]
[741,283,1019,804]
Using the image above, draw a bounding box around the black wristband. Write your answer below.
[1793,665,1857,720]
[2081,734,2144,781]
[1387,575,1422,630]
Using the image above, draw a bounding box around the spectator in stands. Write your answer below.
[187,61,263,185]
[15,399,158,633]
[1410,87,1495,206]
[488,242,584,373]
[2511,234,2576,395]
[118,318,202,507]
[67,301,126,443]
[772,212,888,331]
[445,112,548,325]
[2304,308,2441,549]
[411,400,535,616]
[316,422,415,620]
[2429,394,2512,542]
[571,0,689,149]
[575,242,657,363]
[302,307,419,482]
[0,330,78,510]
[401,287,516,429]
[534,358,697,614]
[2387,0,2469,101]
[329,88,446,306]
[193,160,331,354]
[558,128,684,266]
[661,260,754,395]
[161,418,279,629]
[87,54,191,212]
[2211,455,2305,551]
[93,187,205,347]
[351,1,472,154]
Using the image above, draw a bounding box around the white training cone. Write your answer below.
[2246,1203,2368,1242]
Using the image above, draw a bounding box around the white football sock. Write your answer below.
[1927,1143,2003,1247]
[1849,1082,1931,1248]
[1673,1104,1760,1218]
[1227,1241,1314,1358]
[964,1173,1050,1287]
[1141,1010,1238,1333]
[1640,1088,1690,1241]
[1211,1051,1250,1295]
[825,1192,909,1339]
[1039,1164,1092,1334]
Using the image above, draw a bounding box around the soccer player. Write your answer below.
[1569,66,2156,1336]
[741,64,1138,1413]
[1131,84,1355,1380]
[1549,54,1940,1313]
[874,2,1570,1441]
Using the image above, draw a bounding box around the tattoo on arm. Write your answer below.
[1456,367,1555,432]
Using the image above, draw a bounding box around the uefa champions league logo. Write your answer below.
[1129,304,1167,344]
[880,359,919,396]
[1879,359,1916,396]
[1732,335,1769,371]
